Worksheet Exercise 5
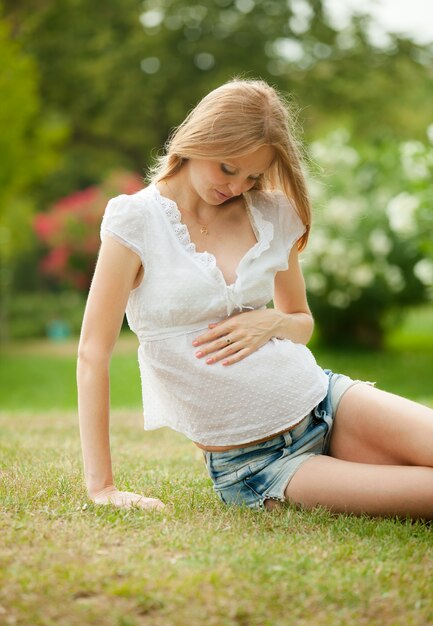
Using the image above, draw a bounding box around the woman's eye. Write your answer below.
[221,164,235,175]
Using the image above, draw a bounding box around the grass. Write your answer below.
[1,306,432,625]
[1,410,433,626]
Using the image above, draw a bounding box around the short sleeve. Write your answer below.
[100,194,147,265]
[274,190,306,254]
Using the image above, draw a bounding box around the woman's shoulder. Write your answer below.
[107,183,157,212]
[245,188,305,241]
[245,188,296,217]
[100,185,162,262]
[102,184,165,228]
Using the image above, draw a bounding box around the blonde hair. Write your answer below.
[150,79,311,249]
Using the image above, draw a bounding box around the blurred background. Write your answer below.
[0,0,432,356]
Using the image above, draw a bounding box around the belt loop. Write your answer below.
[283,431,292,446]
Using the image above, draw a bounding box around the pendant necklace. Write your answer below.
[197,216,219,236]
[163,180,220,236]
[188,212,220,236]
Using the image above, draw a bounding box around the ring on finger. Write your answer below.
[226,337,232,345]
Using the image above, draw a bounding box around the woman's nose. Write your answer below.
[228,179,252,196]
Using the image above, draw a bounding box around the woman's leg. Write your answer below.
[285,456,433,518]
[284,384,433,518]
[329,383,433,466]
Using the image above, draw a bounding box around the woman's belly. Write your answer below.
[193,416,310,451]
[140,333,329,447]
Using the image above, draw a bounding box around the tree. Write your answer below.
[303,129,433,347]
[3,0,432,200]
[0,7,65,341]
[2,0,432,344]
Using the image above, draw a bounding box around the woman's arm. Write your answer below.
[272,244,314,344]
[77,237,164,509]
[192,244,314,365]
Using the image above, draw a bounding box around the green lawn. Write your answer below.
[0,331,432,411]
[1,309,432,625]
[1,409,433,626]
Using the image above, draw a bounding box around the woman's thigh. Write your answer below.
[328,383,433,467]
[284,455,433,519]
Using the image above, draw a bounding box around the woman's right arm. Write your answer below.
[77,236,164,510]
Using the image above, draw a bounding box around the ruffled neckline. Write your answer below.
[152,183,274,283]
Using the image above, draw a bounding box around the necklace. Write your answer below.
[163,180,220,236]
[196,214,220,236]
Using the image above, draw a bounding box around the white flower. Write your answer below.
[384,265,405,292]
[306,273,327,295]
[400,141,431,181]
[328,290,351,309]
[327,238,349,258]
[321,255,341,274]
[139,9,164,28]
[351,264,375,287]
[369,229,392,256]
[307,230,328,255]
[346,243,364,265]
[413,259,433,286]
[386,192,419,235]
[310,130,359,167]
[326,197,363,228]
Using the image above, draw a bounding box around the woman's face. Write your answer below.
[186,145,275,205]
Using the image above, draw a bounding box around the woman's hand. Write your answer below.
[192,309,287,366]
[90,485,165,511]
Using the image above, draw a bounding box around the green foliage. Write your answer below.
[303,129,433,347]
[7,291,86,340]
[33,170,143,290]
[0,11,66,261]
[0,6,67,342]
[2,0,433,342]
[4,0,432,198]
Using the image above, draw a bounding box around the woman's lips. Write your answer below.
[215,189,231,201]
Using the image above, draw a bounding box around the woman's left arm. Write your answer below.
[272,244,314,344]
[193,245,314,366]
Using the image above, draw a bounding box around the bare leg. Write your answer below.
[284,384,433,518]
[285,456,433,518]
[329,384,433,466]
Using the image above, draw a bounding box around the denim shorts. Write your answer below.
[204,369,372,510]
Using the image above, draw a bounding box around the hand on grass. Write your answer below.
[91,486,165,511]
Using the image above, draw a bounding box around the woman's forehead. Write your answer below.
[221,146,275,171]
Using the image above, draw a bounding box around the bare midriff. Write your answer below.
[193,415,309,452]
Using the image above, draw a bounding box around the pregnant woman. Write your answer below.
[77,79,433,517]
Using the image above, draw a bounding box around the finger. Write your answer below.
[198,335,238,358]
[221,347,253,366]
[129,495,164,508]
[94,491,165,511]
[205,342,240,364]
[193,324,232,346]
[104,497,165,511]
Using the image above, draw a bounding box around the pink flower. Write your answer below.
[54,187,101,213]
[40,246,69,275]
[34,171,144,291]
[34,214,58,242]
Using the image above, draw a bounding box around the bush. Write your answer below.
[8,291,86,340]
[303,128,433,348]
[33,170,143,290]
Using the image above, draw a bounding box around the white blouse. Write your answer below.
[100,183,328,446]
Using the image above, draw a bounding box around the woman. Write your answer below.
[77,79,433,518]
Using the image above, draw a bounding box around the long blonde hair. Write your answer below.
[149,79,311,249]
